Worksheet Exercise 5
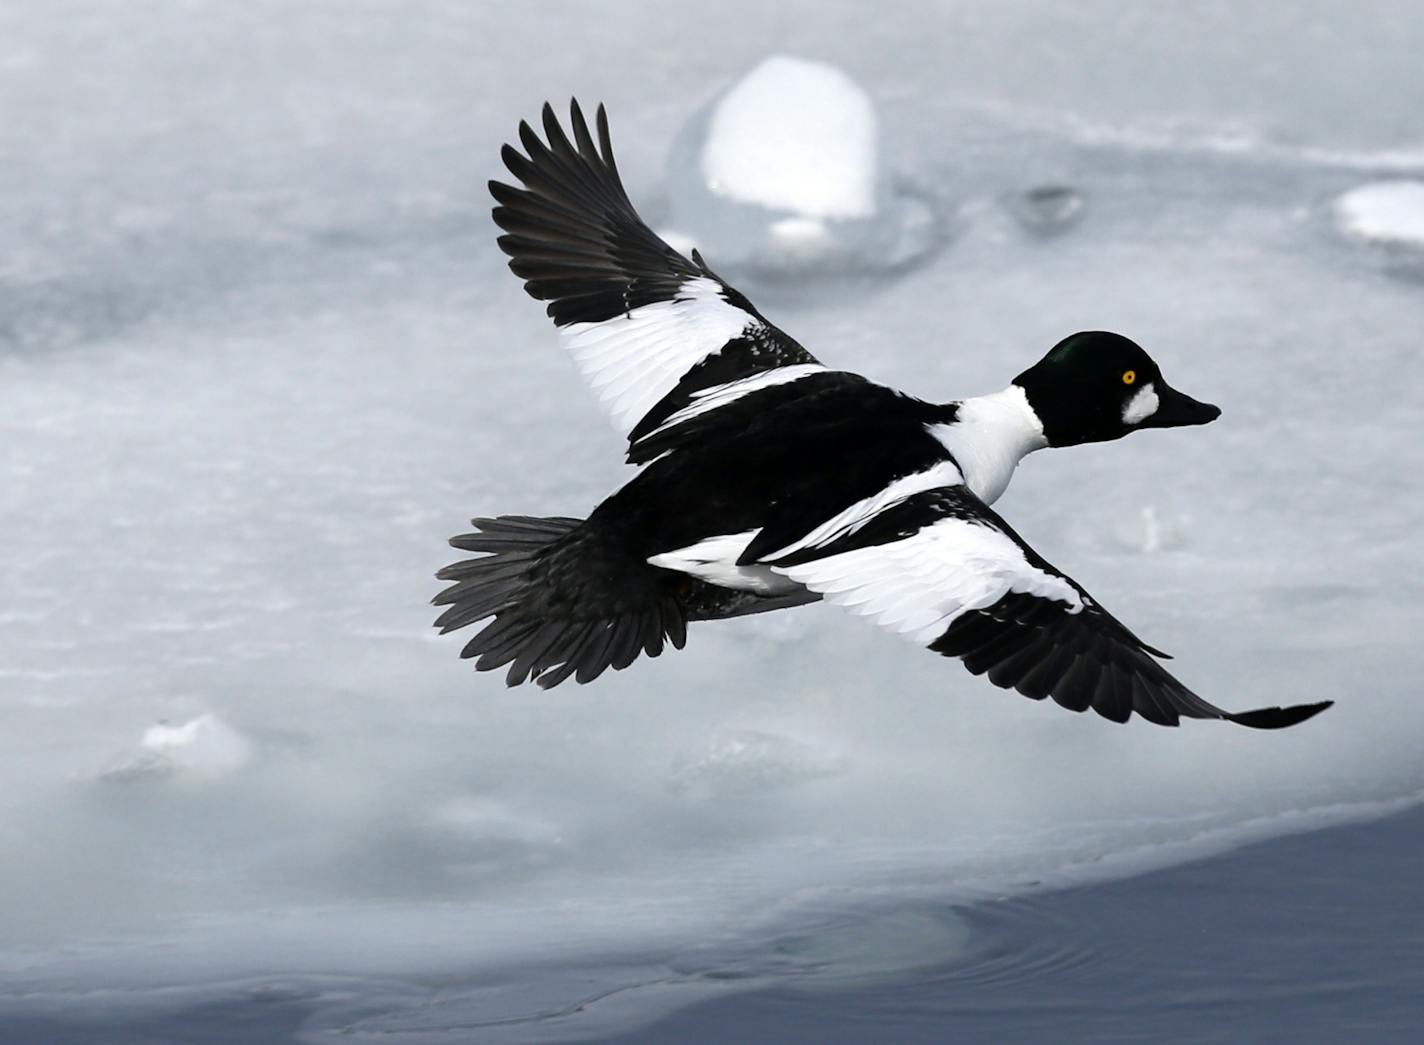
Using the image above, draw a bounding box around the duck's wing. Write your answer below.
[492,100,824,457]
[761,486,1331,729]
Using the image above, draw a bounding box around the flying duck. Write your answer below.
[434,100,1330,730]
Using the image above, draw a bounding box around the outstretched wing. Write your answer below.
[763,487,1331,729]
[491,100,824,453]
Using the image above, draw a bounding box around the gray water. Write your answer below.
[627,806,1424,1045]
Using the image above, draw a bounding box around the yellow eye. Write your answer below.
[1122,370,1137,385]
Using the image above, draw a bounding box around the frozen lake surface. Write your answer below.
[2,1,1422,1040]
[8,803,1423,1042]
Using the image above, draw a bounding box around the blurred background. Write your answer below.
[2,2,1422,1041]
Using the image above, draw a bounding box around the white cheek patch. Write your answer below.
[1122,383,1159,425]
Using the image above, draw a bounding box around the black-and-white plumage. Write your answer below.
[490,103,820,447]
[435,100,1331,731]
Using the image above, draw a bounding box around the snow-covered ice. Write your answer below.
[3,1,1424,1039]
[1334,180,1424,248]
[662,55,936,273]
[705,57,879,221]
[108,713,254,778]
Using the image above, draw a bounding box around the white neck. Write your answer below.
[927,385,1048,505]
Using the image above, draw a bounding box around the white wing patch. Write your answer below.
[648,530,802,596]
[641,363,826,440]
[561,276,754,436]
[755,460,965,562]
[773,517,1083,646]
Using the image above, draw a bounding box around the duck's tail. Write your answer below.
[433,515,688,688]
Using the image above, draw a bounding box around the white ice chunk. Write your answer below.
[132,713,253,777]
[1334,180,1424,247]
[769,216,834,258]
[702,56,879,221]
[663,55,936,273]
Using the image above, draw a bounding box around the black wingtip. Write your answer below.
[499,142,525,177]
[595,103,615,167]
[1225,700,1334,730]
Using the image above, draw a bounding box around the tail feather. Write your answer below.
[434,514,688,688]
[464,613,538,663]
[445,515,584,555]
[574,622,618,684]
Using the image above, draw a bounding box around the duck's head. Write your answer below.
[1013,331,1220,448]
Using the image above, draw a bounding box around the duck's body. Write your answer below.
[434,101,1330,731]
[632,376,1038,598]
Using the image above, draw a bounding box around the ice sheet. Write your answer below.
[2,0,1423,1037]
